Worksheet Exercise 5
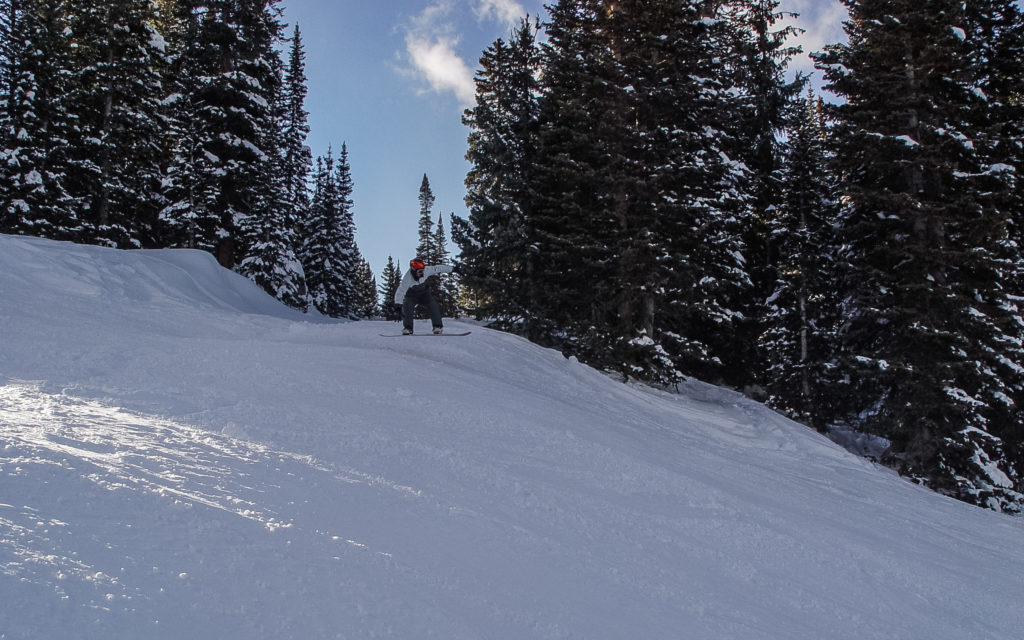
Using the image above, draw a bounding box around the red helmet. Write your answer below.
[410,258,425,270]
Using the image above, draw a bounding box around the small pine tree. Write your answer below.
[353,257,378,318]
[415,174,439,264]
[433,213,460,317]
[379,255,403,320]
[280,23,312,237]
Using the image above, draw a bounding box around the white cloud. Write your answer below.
[398,0,528,106]
[405,34,477,106]
[401,0,478,106]
[474,0,526,24]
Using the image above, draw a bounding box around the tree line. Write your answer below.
[454,0,1024,513]
[0,0,394,319]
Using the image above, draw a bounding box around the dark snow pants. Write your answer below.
[402,288,442,333]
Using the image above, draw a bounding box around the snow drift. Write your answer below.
[1,234,1021,640]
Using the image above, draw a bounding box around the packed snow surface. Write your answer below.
[1,234,1021,640]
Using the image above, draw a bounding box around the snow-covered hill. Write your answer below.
[1,234,1021,640]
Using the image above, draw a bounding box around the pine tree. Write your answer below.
[415,174,438,264]
[456,17,541,328]
[237,17,307,310]
[280,23,312,235]
[720,0,806,391]
[815,0,1024,511]
[160,0,285,268]
[960,0,1024,510]
[301,146,362,318]
[760,92,838,429]
[0,0,18,213]
[63,0,167,248]
[0,0,15,122]
[433,213,459,317]
[0,0,79,239]
[379,255,403,320]
[528,0,617,363]
[159,1,221,251]
[353,257,378,318]
[527,0,753,384]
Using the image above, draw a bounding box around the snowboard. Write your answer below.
[379,331,471,337]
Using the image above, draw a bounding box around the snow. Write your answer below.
[1,234,1022,640]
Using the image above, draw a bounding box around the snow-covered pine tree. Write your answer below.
[158,1,221,251]
[160,0,284,269]
[0,0,79,239]
[0,0,17,213]
[719,0,806,391]
[63,0,167,249]
[379,255,402,320]
[301,146,361,318]
[353,257,378,319]
[815,0,1023,511]
[280,23,312,237]
[432,213,460,317]
[456,17,541,330]
[760,91,838,430]
[415,174,439,265]
[958,0,1024,511]
[529,0,634,373]
[653,0,755,386]
[529,0,754,384]
[0,0,14,118]
[237,42,307,311]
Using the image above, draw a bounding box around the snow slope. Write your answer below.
[1,234,1021,640]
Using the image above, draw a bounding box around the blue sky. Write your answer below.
[277,0,847,278]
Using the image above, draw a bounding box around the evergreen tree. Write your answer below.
[280,23,312,235]
[455,17,541,328]
[721,0,806,391]
[528,0,752,384]
[961,0,1024,510]
[415,174,439,264]
[433,213,460,317]
[379,255,402,320]
[353,257,378,318]
[0,0,18,213]
[0,0,79,239]
[528,0,617,364]
[237,18,307,310]
[301,146,362,318]
[815,0,1024,511]
[63,0,167,248]
[159,1,221,251]
[160,0,285,268]
[760,92,838,429]
[0,0,15,123]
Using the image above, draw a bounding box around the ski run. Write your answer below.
[1,234,1021,640]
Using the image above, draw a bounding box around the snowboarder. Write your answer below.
[395,258,453,335]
